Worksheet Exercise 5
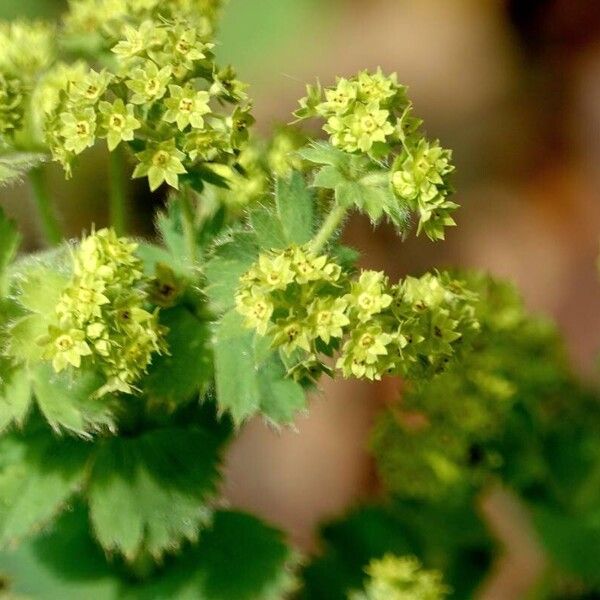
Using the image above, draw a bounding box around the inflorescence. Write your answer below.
[39,228,166,395]
[235,245,478,383]
[348,555,449,600]
[296,69,457,240]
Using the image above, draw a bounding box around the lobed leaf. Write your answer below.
[214,311,306,426]
[87,426,222,562]
[0,430,92,548]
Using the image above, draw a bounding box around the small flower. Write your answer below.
[59,107,97,155]
[317,77,357,115]
[166,26,211,72]
[126,60,172,105]
[289,246,340,284]
[346,270,393,323]
[133,139,187,191]
[163,85,211,131]
[340,104,395,153]
[235,289,274,335]
[98,99,141,151]
[271,315,312,355]
[308,296,349,344]
[337,323,394,380]
[356,68,401,106]
[253,252,295,291]
[112,20,165,59]
[42,327,92,372]
[69,69,113,104]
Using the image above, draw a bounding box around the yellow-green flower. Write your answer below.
[163,85,211,131]
[42,327,92,372]
[59,107,97,154]
[356,68,401,106]
[69,69,113,105]
[349,555,449,600]
[98,99,141,151]
[271,315,312,355]
[41,228,166,395]
[252,252,295,292]
[342,104,395,153]
[133,139,187,191]
[337,323,393,380]
[318,77,357,115]
[346,270,393,323]
[235,289,274,335]
[126,60,172,105]
[112,20,166,60]
[308,296,349,344]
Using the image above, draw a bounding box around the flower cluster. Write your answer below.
[348,555,449,600]
[39,228,166,395]
[235,247,478,383]
[0,21,56,146]
[296,69,457,241]
[64,0,225,41]
[370,273,568,499]
[392,139,456,241]
[46,8,251,188]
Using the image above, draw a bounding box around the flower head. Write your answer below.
[98,99,141,151]
[164,85,211,131]
[349,555,449,600]
[126,60,172,105]
[40,228,166,395]
[133,139,187,191]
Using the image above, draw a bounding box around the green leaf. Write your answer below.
[0,508,295,600]
[0,367,31,431]
[0,153,47,188]
[298,142,349,169]
[275,172,314,245]
[0,506,120,599]
[156,202,188,265]
[250,206,287,250]
[335,181,364,209]
[16,264,69,315]
[143,305,213,407]
[0,429,92,548]
[214,311,306,426]
[531,504,600,585]
[312,165,346,190]
[31,363,116,437]
[87,427,222,562]
[128,510,296,600]
[0,206,20,296]
[204,232,259,314]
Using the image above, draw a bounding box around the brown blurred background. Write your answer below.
[1,0,600,597]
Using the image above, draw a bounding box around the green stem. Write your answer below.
[108,148,128,235]
[28,167,62,246]
[310,203,348,253]
[180,188,197,265]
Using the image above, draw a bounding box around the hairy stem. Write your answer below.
[28,167,62,246]
[180,188,197,265]
[310,202,348,253]
[108,148,128,235]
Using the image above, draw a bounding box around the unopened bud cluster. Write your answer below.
[40,228,166,395]
[236,246,478,383]
[348,555,449,600]
[296,69,457,240]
